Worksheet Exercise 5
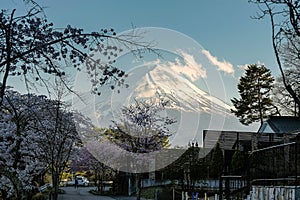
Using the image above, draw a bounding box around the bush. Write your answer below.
[141,187,157,199]
[32,193,47,200]
[231,149,245,174]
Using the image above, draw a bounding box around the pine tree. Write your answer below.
[231,64,278,125]
[210,143,223,178]
[231,149,244,174]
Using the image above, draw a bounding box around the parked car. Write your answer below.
[70,176,89,186]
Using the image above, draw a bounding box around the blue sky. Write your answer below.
[2,0,277,151]
[41,0,277,72]
[3,0,279,101]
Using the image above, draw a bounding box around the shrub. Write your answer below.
[32,193,47,200]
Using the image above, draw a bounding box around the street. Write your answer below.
[58,187,116,200]
[57,187,144,200]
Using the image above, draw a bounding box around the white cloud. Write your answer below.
[237,62,265,71]
[237,64,250,70]
[202,49,234,74]
[166,50,207,81]
[133,50,207,82]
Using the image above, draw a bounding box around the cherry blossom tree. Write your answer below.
[28,79,80,200]
[109,96,175,153]
[0,1,155,103]
[107,95,176,200]
[71,147,114,193]
[0,90,47,199]
[0,88,80,200]
[0,1,158,199]
[32,100,79,200]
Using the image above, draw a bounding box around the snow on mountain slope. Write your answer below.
[131,64,233,115]
[73,56,258,147]
[88,61,258,147]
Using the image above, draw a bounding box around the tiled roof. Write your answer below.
[258,116,300,133]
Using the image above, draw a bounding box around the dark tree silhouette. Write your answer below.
[231,149,245,174]
[250,0,300,116]
[231,64,278,125]
[0,2,154,103]
[272,71,300,116]
[210,143,224,178]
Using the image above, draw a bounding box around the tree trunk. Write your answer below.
[100,173,104,194]
[0,10,15,104]
[96,172,100,192]
[135,174,141,200]
[51,171,59,200]
[97,173,101,193]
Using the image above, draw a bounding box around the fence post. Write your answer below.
[173,187,174,200]
[295,137,298,185]
[219,176,222,200]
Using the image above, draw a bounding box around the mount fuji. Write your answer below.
[80,59,257,147]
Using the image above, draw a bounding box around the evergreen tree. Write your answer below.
[210,143,223,178]
[231,149,244,174]
[231,64,278,125]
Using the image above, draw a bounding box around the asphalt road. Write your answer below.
[58,187,116,200]
[58,187,145,200]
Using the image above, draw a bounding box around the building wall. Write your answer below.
[246,186,300,200]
